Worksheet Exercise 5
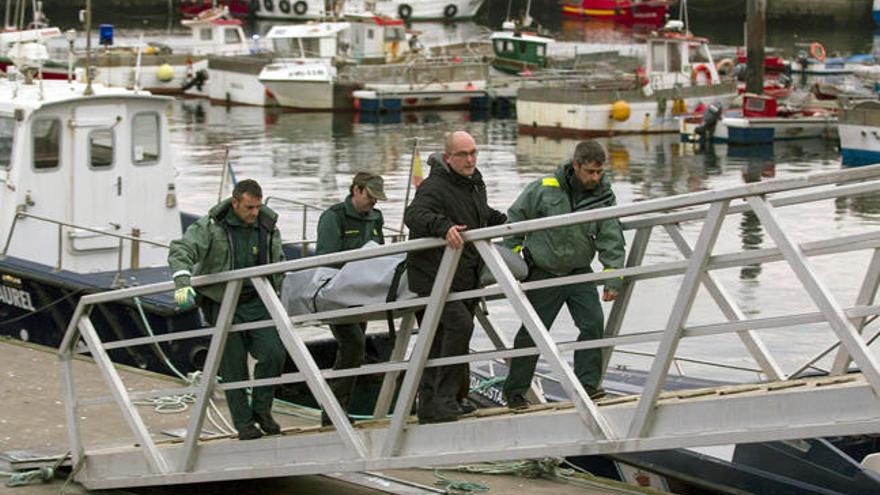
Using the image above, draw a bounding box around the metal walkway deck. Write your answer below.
[58,165,880,489]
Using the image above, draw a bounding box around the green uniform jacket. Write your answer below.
[168,198,284,303]
[315,195,385,255]
[503,162,625,290]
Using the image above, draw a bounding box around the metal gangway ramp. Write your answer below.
[59,165,880,490]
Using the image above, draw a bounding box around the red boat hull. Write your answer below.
[179,0,251,18]
[562,0,671,26]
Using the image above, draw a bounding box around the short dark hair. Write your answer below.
[233,179,262,199]
[573,140,606,166]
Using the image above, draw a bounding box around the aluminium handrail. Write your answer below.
[57,164,880,478]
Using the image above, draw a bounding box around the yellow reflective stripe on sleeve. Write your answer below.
[512,245,523,253]
[542,177,560,187]
[604,267,624,280]
[344,229,360,235]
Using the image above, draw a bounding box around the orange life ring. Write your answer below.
[691,63,712,85]
[810,42,826,63]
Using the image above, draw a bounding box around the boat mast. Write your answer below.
[3,0,11,30]
[84,0,93,95]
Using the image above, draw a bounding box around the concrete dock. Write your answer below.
[0,338,654,494]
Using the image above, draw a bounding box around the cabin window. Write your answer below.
[504,40,513,52]
[89,129,114,169]
[651,42,665,72]
[132,113,160,165]
[494,39,503,54]
[272,38,299,57]
[689,44,710,64]
[537,44,546,57]
[301,37,320,57]
[200,28,212,41]
[518,41,527,54]
[385,27,405,42]
[367,29,374,40]
[224,28,242,44]
[0,116,13,169]
[32,118,60,170]
[667,43,682,72]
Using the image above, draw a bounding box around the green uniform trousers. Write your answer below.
[204,298,286,431]
[503,266,604,398]
[328,322,367,412]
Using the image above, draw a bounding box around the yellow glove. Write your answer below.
[174,286,196,310]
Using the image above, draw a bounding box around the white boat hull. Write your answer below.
[253,0,326,20]
[365,0,485,20]
[261,79,351,110]
[196,55,275,106]
[840,123,880,166]
[681,115,838,144]
[517,86,738,136]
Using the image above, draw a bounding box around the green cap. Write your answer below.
[353,172,387,201]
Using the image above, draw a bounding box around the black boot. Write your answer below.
[254,412,281,435]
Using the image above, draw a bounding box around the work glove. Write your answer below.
[174,286,197,310]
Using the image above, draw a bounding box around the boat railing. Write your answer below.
[0,210,169,285]
[58,165,880,480]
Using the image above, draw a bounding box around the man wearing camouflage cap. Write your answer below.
[315,172,387,425]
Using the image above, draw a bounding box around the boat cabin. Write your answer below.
[344,13,408,63]
[644,20,721,89]
[0,36,181,274]
[490,27,555,74]
[265,22,351,59]
[742,93,778,118]
[180,10,250,56]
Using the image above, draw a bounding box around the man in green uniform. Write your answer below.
[168,179,287,440]
[315,172,387,425]
[502,140,625,409]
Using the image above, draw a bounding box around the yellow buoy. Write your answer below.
[156,63,175,83]
[610,100,631,122]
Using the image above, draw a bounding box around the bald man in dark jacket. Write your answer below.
[405,131,506,423]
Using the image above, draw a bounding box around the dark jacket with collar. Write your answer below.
[404,152,507,295]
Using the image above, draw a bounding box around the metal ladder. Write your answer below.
[59,165,880,489]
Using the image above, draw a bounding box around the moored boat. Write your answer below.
[257,15,488,111]
[681,93,838,145]
[561,0,672,27]
[85,8,251,95]
[345,0,486,21]
[516,19,737,137]
[839,99,880,167]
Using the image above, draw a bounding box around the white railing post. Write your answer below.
[474,240,615,439]
[251,276,368,459]
[602,226,652,372]
[628,200,730,439]
[178,280,243,472]
[77,316,170,474]
[830,248,880,374]
[746,196,880,396]
[380,246,462,458]
[664,223,785,381]
[372,312,416,419]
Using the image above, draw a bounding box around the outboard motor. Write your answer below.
[695,101,723,143]
[777,73,792,88]
[733,63,747,82]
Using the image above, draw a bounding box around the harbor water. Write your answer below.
[44,4,880,382]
